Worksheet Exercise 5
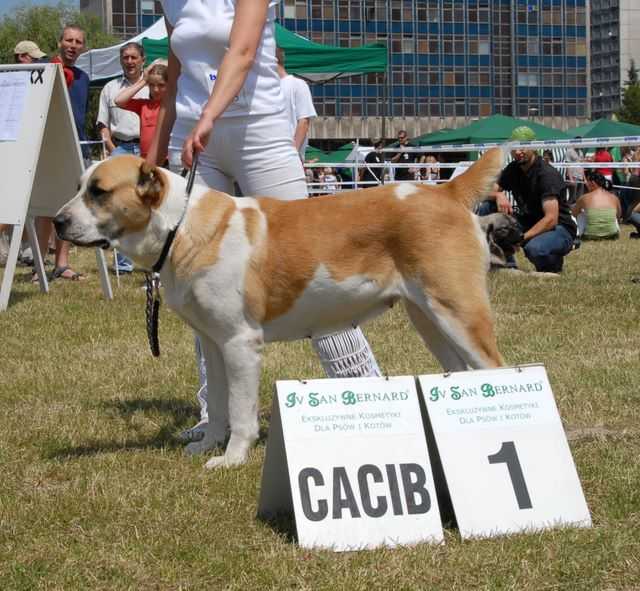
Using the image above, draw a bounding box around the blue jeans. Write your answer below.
[523,225,574,273]
[475,199,497,216]
[111,141,140,156]
[629,212,640,233]
[111,141,139,271]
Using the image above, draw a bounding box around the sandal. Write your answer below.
[51,266,86,281]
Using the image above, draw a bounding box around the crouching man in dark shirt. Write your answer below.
[485,126,577,273]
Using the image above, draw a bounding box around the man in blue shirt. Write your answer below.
[36,24,90,281]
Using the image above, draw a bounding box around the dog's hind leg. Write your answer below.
[404,300,470,371]
[185,334,230,457]
[403,282,503,371]
[204,329,263,469]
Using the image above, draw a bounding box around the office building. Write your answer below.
[591,0,640,120]
[82,0,591,139]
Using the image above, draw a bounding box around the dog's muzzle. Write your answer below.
[53,212,110,249]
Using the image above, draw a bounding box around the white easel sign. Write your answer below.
[258,376,444,551]
[418,365,591,539]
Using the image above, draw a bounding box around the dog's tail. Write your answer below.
[444,147,505,209]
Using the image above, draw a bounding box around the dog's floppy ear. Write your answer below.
[136,162,164,206]
[485,223,494,241]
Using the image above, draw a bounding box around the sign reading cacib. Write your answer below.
[419,365,591,539]
[258,376,443,551]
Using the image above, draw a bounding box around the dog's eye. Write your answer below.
[89,181,107,197]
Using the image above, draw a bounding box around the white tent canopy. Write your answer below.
[76,18,168,81]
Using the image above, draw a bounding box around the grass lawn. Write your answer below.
[1,230,639,590]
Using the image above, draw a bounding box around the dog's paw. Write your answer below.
[204,452,248,470]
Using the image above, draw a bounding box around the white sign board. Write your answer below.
[0,71,30,141]
[418,365,591,539]
[258,377,444,551]
[0,64,111,310]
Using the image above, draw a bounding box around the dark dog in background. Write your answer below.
[477,213,524,269]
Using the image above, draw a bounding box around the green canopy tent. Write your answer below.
[566,118,640,138]
[413,114,570,145]
[143,24,387,82]
[310,143,354,164]
[304,145,326,161]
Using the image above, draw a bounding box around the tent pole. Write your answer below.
[382,71,388,140]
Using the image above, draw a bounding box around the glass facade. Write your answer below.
[276,0,589,124]
[591,0,620,119]
[111,0,164,37]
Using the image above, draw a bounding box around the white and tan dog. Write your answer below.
[54,148,505,468]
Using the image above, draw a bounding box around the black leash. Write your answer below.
[145,154,199,357]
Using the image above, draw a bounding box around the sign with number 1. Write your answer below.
[418,365,591,539]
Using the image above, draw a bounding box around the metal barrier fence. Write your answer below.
[304,137,640,195]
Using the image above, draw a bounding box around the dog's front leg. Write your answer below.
[204,331,262,470]
[185,334,229,457]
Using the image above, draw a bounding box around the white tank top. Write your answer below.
[161,0,284,121]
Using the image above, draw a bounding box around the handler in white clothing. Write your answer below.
[275,47,316,161]
[148,0,381,443]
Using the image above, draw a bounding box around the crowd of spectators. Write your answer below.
[3,28,640,281]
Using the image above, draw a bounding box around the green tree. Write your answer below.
[0,2,120,144]
[0,2,118,61]
[617,59,640,125]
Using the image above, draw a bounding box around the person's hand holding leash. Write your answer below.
[182,117,213,169]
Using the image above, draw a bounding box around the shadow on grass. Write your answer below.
[45,398,275,461]
[257,512,297,544]
[43,425,182,460]
[103,397,197,418]
[44,396,200,460]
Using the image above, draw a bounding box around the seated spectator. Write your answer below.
[572,171,621,240]
[319,167,339,195]
[359,139,385,187]
[481,126,576,273]
[594,146,614,181]
[617,147,640,217]
[390,130,417,181]
[420,154,440,183]
[566,142,585,204]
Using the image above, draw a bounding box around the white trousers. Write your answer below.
[170,114,381,422]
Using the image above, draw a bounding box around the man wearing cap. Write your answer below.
[485,126,577,273]
[14,40,47,63]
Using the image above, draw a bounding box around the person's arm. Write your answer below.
[571,196,585,217]
[523,198,559,242]
[96,85,116,154]
[146,18,179,166]
[182,0,271,167]
[293,117,310,153]
[487,182,513,214]
[115,78,147,107]
[98,125,116,155]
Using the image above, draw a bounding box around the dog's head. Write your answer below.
[53,155,167,250]
[477,213,523,268]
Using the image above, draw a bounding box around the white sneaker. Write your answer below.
[178,419,208,442]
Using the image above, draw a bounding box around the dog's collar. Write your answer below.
[150,154,199,274]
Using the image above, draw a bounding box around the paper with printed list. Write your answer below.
[0,71,30,141]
